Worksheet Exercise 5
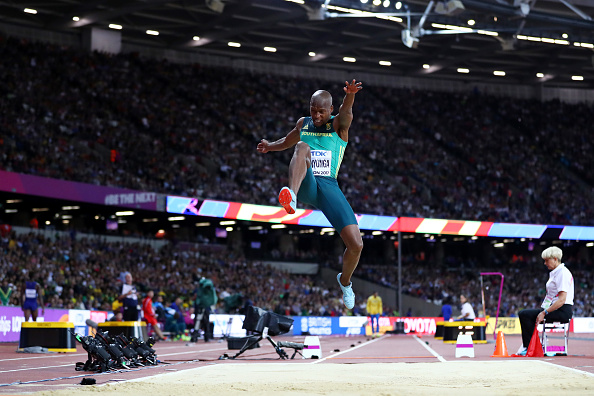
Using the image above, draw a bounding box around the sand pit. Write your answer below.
[36,360,594,396]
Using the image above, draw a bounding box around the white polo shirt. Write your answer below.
[541,263,574,309]
[122,284,138,302]
[461,302,476,320]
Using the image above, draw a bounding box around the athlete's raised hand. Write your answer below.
[344,79,363,95]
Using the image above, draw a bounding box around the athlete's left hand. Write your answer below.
[344,79,363,94]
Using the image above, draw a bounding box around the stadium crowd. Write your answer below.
[1,38,594,225]
[0,232,355,321]
[1,232,592,321]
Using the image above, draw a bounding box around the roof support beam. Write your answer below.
[55,0,171,29]
[463,0,594,29]
[558,0,592,21]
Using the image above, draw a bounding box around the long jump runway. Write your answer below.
[1,334,593,395]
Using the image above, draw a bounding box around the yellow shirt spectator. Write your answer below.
[366,293,383,315]
[112,299,123,313]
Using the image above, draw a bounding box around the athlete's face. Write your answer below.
[310,103,333,127]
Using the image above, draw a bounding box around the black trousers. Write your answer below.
[123,305,139,321]
[193,306,212,341]
[518,304,573,348]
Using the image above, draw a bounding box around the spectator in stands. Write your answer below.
[109,300,124,322]
[170,297,186,331]
[0,278,13,306]
[142,290,166,340]
[153,294,167,323]
[111,299,123,320]
[184,307,195,330]
[165,312,185,339]
[2,38,594,226]
[0,230,591,322]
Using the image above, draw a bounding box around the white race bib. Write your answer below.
[311,150,332,177]
[25,289,37,299]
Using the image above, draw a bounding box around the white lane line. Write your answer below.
[413,335,446,362]
[537,360,594,377]
[311,336,384,364]
[0,353,87,362]
[93,362,223,388]
[0,363,73,373]
[0,344,227,362]
[159,347,227,357]
[0,347,227,376]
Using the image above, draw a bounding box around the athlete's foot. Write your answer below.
[336,272,355,309]
[278,187,297,214]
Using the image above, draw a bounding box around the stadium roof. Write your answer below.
[2,0,594,88]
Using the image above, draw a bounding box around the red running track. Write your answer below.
[1,333,593,394]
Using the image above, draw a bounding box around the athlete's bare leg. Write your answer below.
[338,224,364,286]
[288,141,311,193]
[23,309,32,322]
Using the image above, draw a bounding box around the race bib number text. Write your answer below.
[311,150,331,176]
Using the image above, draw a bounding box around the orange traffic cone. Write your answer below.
[491,331,509,357]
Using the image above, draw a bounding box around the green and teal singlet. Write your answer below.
[299,116,347,179]
[296,116,357,233]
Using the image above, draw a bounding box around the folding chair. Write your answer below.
[541,318,569,356]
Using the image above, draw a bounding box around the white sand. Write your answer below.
[36,360,594,396]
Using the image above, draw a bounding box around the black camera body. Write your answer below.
[72,330,158,372]
[114,334,142,365]
[129,336,158,365]
[73,333,117,372]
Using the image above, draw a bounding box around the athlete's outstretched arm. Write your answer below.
[335,80,362,137]
[257,117,304,153]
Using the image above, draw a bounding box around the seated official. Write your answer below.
[517,246,574,356]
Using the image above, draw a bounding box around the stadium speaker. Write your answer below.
[435,1,465,16]
[307,6,327,21]
[401,29,419,49]
[205,0,225,13]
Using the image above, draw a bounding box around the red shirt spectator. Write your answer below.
[142,290,166,340]
[142,291,158,326]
